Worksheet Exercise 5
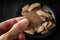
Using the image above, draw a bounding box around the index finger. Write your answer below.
[0,17,24,33]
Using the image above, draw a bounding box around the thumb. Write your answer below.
[8,18,29,35]
[0,18,29,40]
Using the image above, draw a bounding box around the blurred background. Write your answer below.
[0,0,60,40]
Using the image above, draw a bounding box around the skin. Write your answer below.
[0,17,29,40]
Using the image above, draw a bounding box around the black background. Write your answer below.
[0,0,60,40]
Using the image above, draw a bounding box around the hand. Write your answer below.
[0,17,29,40]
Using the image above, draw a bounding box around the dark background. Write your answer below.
[0,0,60,40]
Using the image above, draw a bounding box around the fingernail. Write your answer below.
[15,17,24,22]
[18,18,29,28]
[19,33,25,38]
[19,33,25,40]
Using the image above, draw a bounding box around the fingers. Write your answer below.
[7,18,29,36]
[19,33,25,40]
[0,17,24,33]
[0,18,29,40]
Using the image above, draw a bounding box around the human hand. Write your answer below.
[0,17,29,40]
